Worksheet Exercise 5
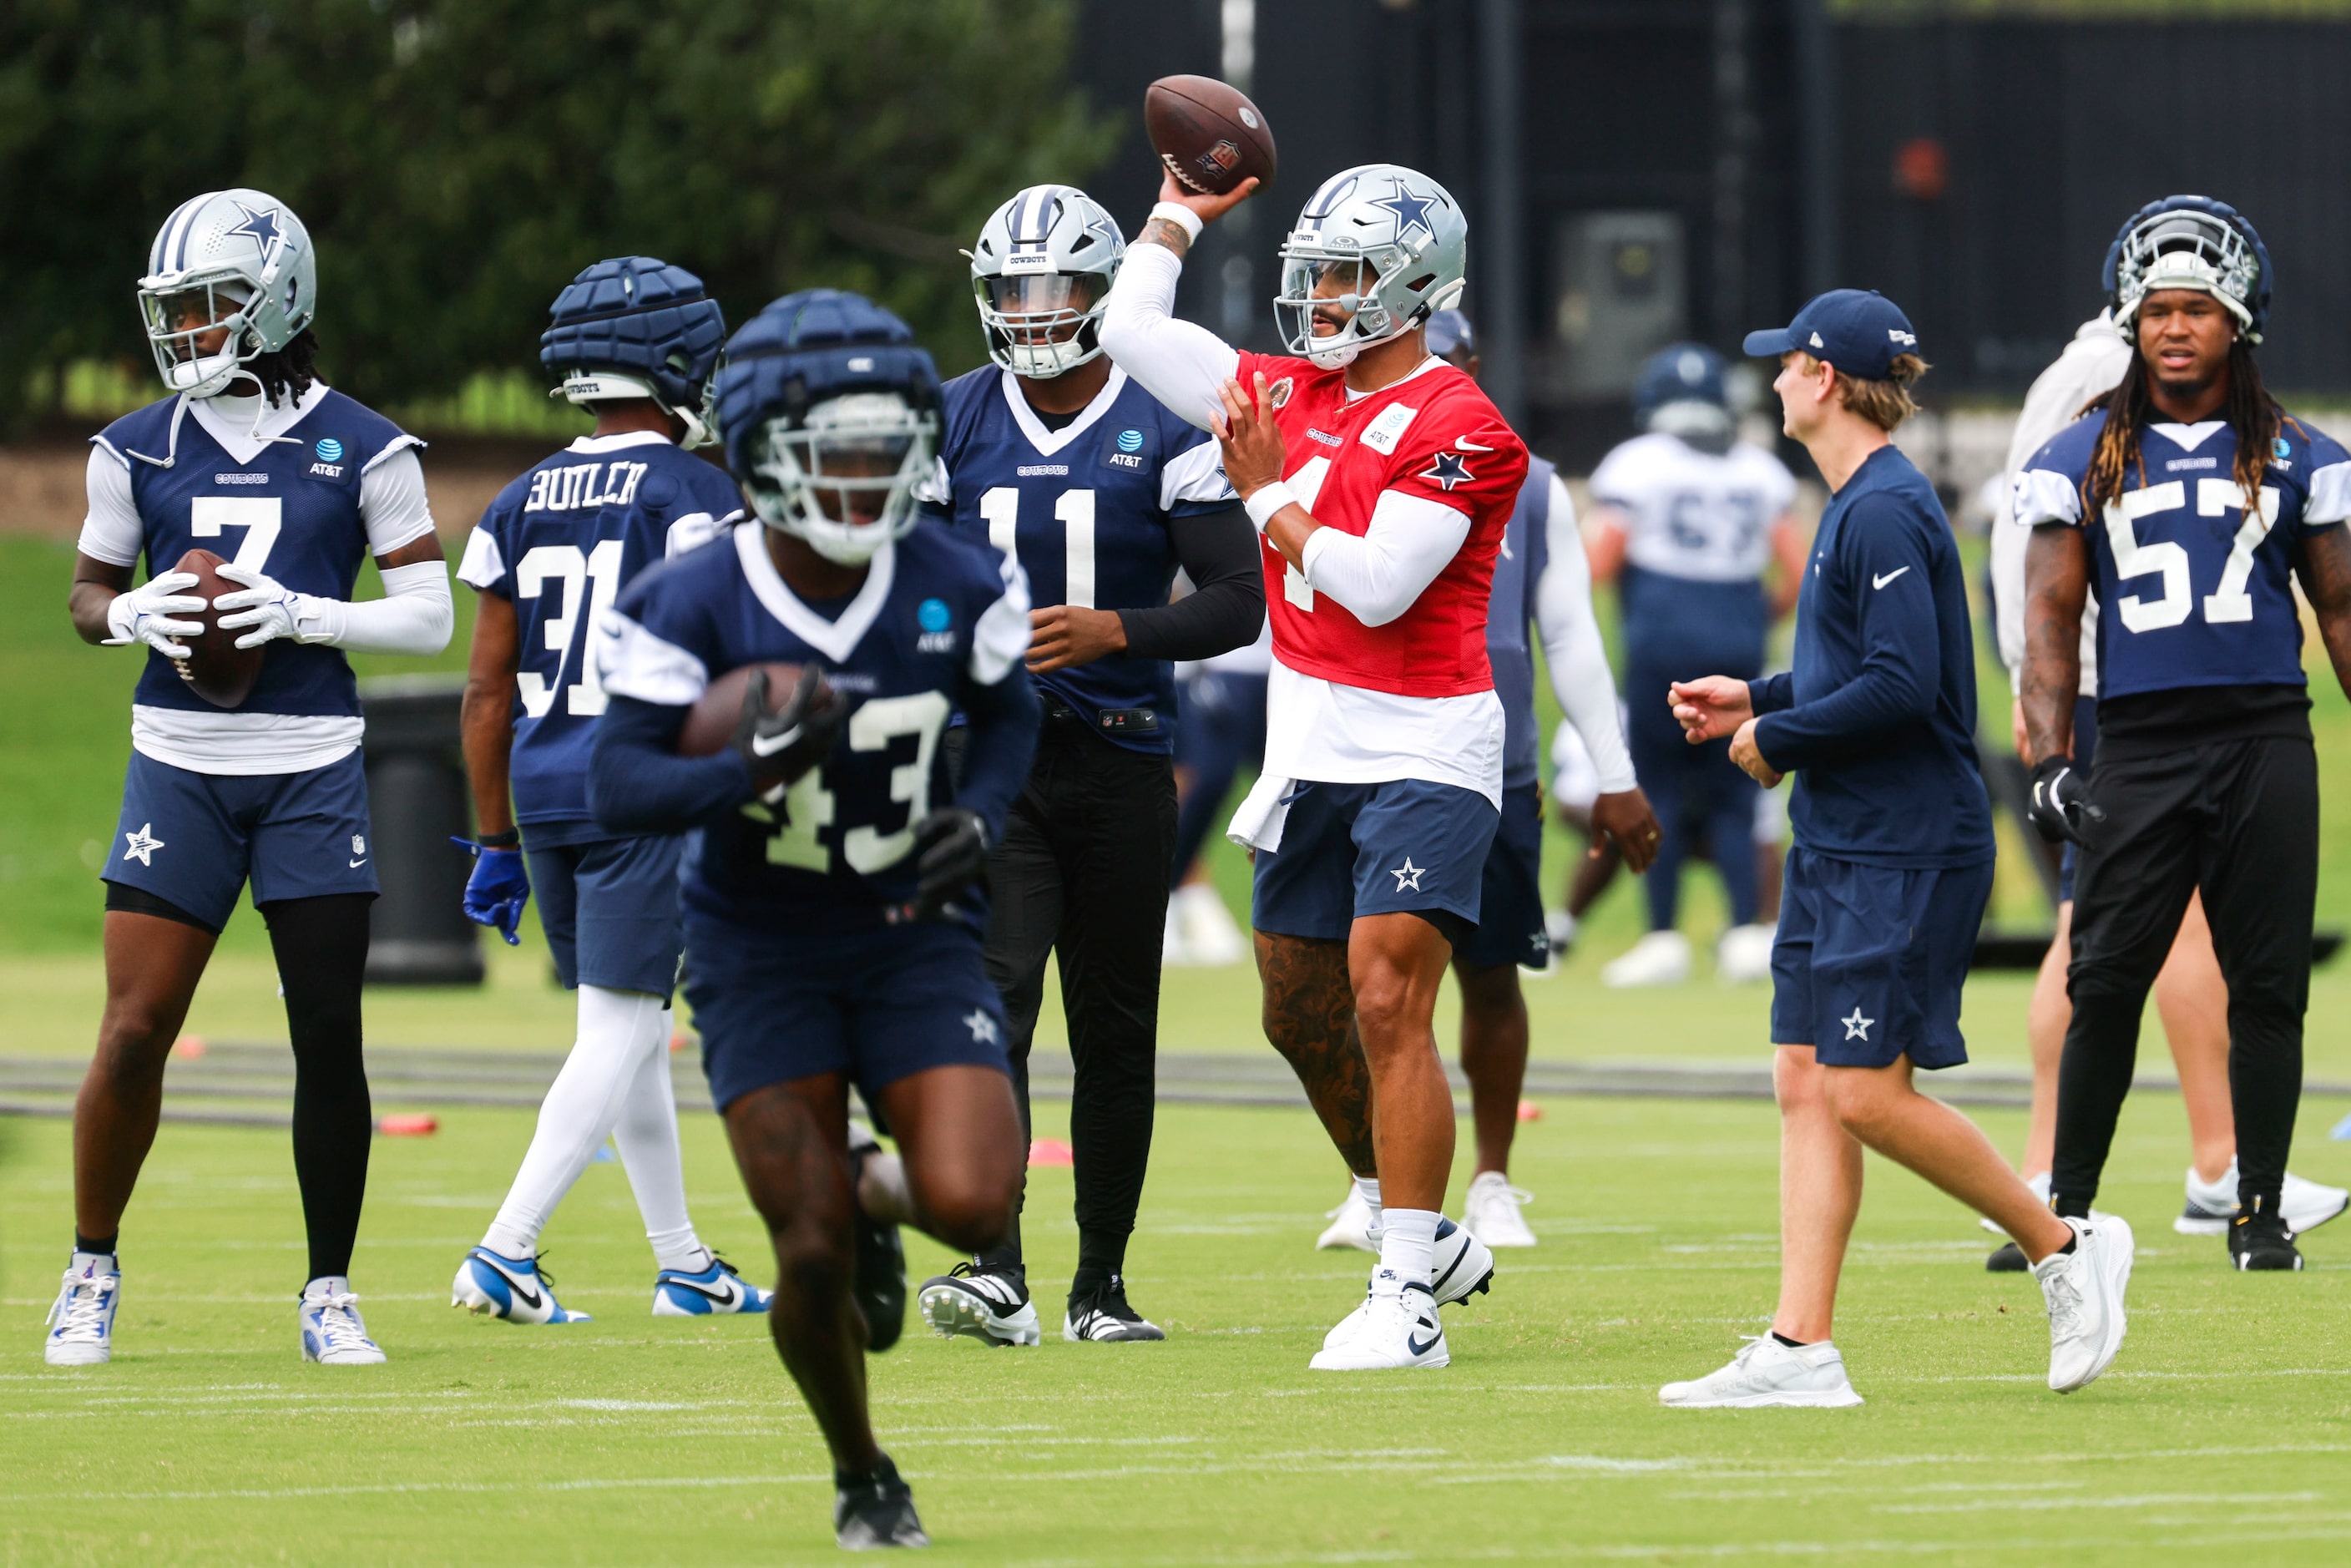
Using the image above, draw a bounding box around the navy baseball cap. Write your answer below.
[1742,289,1919,380]
[1427,308,1474,357]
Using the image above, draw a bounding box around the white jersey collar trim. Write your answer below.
[999,364,1129,457]
[188,379,333,468]
[2151,420,2227,453]
[732,523,896,664]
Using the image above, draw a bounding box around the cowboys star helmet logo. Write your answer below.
[1418,451,1473,492]
[226,200,285,252]
[1373,180,1438,245]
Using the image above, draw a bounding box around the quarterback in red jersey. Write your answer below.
[1103,161,1530,1369]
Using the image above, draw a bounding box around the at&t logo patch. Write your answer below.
[916,596,957,654]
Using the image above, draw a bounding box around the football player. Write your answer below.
[448,256,775,1324]
[50,190,453,1367]
[586,290,1038,1550]
[1314,309,1659,1253]
[1985,236,2346,1270]
[1103,164,1528,1369]
[914,185,1261,1347]
[2018,197,2351,1270]
[1585,344,1803,989]
[1667,291,2133,1406]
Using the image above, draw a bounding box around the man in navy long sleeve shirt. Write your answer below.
[1657,290,2134,1410]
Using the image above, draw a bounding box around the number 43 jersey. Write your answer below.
[926,365,1234,751]
[458,432,746,831]
[2018,410,2351,700]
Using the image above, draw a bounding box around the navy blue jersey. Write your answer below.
[95,390,413,720]
[2017,410,2351,700]
[597,521,1033,933]
[458,433,746,828]
[1751,444,1993,868]
[927,365,1234,751]
[1487,457,1554,792]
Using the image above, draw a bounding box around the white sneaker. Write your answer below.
[1315,1186,1378,1252]
[1545,908,1578,959]
[44,1256,119,1366]
[1659,1335,1863,1408]
[301,1277,387,1365]
[2037,1214,2132,1393]
[1715,923,1777,984]
[1324,1218,1494,1350]
[2177,1160,2350,1237]
[1309,1277,1447,1370]
[1463,1171,1538,1248]
[1602,929,1691,988]
[1981,1171,2053,1236]
[1171,883,1248,967]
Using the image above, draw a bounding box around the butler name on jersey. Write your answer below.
[2018,412,2351,696]
[926,364,1233,747]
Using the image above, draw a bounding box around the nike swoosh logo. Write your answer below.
[1872,567,1911,589]
[663,1276,741,1306]
[749,724,804,758]
[349,857,367,867]
[1408,1329,1441,1356]
[473,1255,543,1311]
[1454,438,1494,452]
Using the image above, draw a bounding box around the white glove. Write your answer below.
[102,571,207,660]
[214,564,337,650]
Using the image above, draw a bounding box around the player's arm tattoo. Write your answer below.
[2020,524,2091,766]
[2294,524,2351,700]
[1254,931,1378,1176]
[1137,217,1193,259]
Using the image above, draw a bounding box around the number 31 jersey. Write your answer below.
[926,365,1233,751]
[458,432,745,832]
[2017,411,2351,700]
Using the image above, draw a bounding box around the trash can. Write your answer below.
[359,675,483,986]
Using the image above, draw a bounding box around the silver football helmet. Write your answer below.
[1273,164,1468,371]
[138,189,319,398]
[2111,200,2266,342]
[968,185,1125,378]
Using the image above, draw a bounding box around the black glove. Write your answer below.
[2027,755,2105,847]
[885,807,991,925]
[735,665,843,797]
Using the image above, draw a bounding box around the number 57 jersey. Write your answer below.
[458,432,746,832]
[2017,409,2351,700]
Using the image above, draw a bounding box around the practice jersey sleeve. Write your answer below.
[1099,241,1243,432]
[359,448,437,557]
[2298,422,2351,527]
[76,444,143,567]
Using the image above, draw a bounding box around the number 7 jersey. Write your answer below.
[2017,409,2351,699]
[458,432,746,830]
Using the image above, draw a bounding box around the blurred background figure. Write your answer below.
[1165,626,1267,968]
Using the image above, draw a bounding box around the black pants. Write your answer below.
[979,717,1177,1292]
[2052,733,2318,1216]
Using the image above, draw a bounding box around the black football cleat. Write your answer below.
[918,1262,1041,1346]
[835,1454,928,1550]
[1985,1241,2028,1272]
[2230,1198,2304,1272]
[1063,1274,1167,1342]
[849,1146,907,1353]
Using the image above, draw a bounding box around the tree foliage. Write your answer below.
[0,0,1116,430]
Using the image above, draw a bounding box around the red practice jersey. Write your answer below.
[1236,352,1529,699]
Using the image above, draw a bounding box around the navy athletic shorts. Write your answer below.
[682,916,1011,1112]
[525,827,683,999]
[104,748,376,931]
[1251,776,1500,942]
[1458,781,1547,970]
[1769,847,1993,1070]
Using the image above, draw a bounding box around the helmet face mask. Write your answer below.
[2107,197,2270,344]
[139,278,260,396]
[1273,166,1468,371]
[747,392,938,565]
[969,185,1124,380]
[138,190,316,399]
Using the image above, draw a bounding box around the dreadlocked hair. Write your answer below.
[2083,336,2278,518]
[248,328,320,408]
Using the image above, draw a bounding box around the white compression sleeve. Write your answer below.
[1099,242,1241,432]
[1297,489,1469,627]
[300,558,454,655]
[359,447,437,556]
[1535,475,1638,793]
[612,1006,708,1273]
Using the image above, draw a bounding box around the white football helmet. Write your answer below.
[1273,164,1468,371]
[747,392,937,566]
[138,189,318,398]
[968,185,1125,378]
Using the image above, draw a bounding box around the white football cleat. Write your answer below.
[1316,1186,1379,1252]
[1170,882,1248,967]
[1601,929,1691,988]
[918,1263,1041,1347]
[2038,1214,2132,1393]
[1463,1171,1538,1248]
[1309,1276,1447,1370]
[452,1247,591,1323]
[1715,923,1777,984]
[2176,1161,2350,1237]
[301,1277,387,1366]
[1323,1218,1495,1351]
[44,1256,120,1366]
[1659,1335,1863,1408]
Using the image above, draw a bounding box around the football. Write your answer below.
[1145,74,1277,197]
[170,547,265,710]
[676,661,834,757]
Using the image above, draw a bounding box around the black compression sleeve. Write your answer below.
[257,893,374,1282]
[1118,503,1265,661]
[586,694,754,837]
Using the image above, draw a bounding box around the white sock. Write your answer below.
[614,1007,710,1272]
[303,1274,349,1298]
[1354,1175,1383,1232]
[70,1250,117,1274]
[1376,1207,1438,1292]
[482,985,671,1260]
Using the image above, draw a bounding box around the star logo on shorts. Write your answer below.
[1390,857,1426,893]
[1841,1007,1874,1042]
[963,1009,1000,1045]
[122,823,164,867]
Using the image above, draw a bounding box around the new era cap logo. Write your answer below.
[1888,328,1917,346]
[1809,331,1824,348]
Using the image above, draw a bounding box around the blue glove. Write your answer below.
[452,838,531,945]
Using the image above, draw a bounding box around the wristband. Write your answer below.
[1148,201,1205,245]
[1244,483,1297,534]
[476,828,520,849]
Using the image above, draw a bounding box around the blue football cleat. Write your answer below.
[652,1256,771,1317]
[452,1247,591,1324]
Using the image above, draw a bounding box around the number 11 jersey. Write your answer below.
[458,431,746,834]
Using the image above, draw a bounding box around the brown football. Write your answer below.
[171,547,266,710]
[1145,74,1277,197]
[677,662,836,758]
